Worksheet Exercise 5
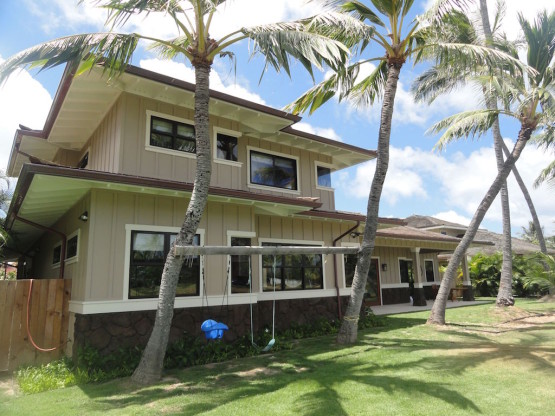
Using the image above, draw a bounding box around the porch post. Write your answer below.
[461,252,475,301]
[410,247,427,306]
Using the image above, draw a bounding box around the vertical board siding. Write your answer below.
[0,279,71,371]
[88,100,122,173]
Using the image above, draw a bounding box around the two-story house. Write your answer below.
[3,64,474,356]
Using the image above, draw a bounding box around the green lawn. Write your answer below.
[2,299,554,415]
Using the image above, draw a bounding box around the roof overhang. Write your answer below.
[8,64,375,176]
[5,163,322,250]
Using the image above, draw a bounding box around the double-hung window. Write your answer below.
[261,243,322,291]
[399,259,413,284]
[250,150,298,191]
[129,231,200,299]
[150,116,196,154]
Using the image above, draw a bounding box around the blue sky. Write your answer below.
[0,0,553,236]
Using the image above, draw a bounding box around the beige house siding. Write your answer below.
[372,246,417,286]
[86,98,123,173]
[53,149,81,168]
[31,194,91,302]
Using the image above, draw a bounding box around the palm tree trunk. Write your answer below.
[131,62,212,384]
[337,62,401,344]
[428,124,533,325]
[500,141,547,253]
[479,0,514,307]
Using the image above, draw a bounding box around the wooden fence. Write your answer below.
[0,279,71,372]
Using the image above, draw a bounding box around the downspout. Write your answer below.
[332,221,360,320]
[13,215,66,279]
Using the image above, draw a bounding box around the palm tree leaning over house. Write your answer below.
[287,0,525,343]
[424,10,555,325]
[0,0,359,384]
[414,1,549,306]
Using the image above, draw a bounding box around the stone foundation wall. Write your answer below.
[72,296,345,356]
[381,287,410,305]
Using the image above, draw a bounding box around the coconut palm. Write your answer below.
[287,0,525,343]
[522,253,555,295]
[426,10,555,325]
[0,0,357,383]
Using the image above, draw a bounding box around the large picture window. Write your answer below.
[129,231,200,299]
[399,259,413,284]
[150,116,196,154]
[261,243,322,291]
[250,150,297,190]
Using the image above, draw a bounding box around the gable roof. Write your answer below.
[8,64,376,176]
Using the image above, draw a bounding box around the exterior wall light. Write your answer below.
[78,211,89,222]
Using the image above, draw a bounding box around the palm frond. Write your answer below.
[0,33,140,85]
[148,35,192,59]
[412,64,473,104]
[421,0,473,25]
[519,9,555,87]
[428,109,504,150]
[533,159,555,188]
[348,59,388,107]
[341,1,385,28]
[86,0,184,28]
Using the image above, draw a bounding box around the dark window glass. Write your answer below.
[217,133,238,161]
[425,260,435,282]
[67,235,78,259]
[250,151,297,190]
[317,166,331,187]
[77,152,88,169]
[345,256,380,303]
[231,237,251,293]
[53,245,61,265]
[262,243,322,291]
[399,259,413,284]
[150,116,195,154]
[129,231,200,299]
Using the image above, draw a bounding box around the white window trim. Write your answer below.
[123,224,205,301]
[315,161,334,191]
[213,127,243,167]
[424,259,436,283]
[398,257,414,284]
[145,110,196,159]
[257,237,325,295]
[227,230,257,295]
[65,229,80,265]
[52,240,62,269]
[247,146,301,195]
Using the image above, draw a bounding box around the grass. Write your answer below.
[1,299,554,415]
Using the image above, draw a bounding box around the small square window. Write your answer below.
[216,133,238,161]
[317,166,331,188]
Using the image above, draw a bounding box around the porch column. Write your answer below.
[461,253,475,301]
[410,247,427,306]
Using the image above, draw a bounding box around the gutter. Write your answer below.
[332,221,360,320]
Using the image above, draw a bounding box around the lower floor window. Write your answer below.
[399,259,413,284]
[231,237,251,294]
[129,231,200,299]
[425,259,435,282]
[261,243,323,291]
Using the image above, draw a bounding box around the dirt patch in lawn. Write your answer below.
[234,367,279,378]
[0,372,17,398]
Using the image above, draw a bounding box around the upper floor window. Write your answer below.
[129,231,200,299]
[216,133,238,162]
[150,116,196,154]
[316,165,332,188]
[399,258,413,284]
[250,150,298,191]
[261,242,322,291]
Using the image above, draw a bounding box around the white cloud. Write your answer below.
[0,58,52,171]
[293,122,342,142]
[434,210,472,226]
[338,141,555,235]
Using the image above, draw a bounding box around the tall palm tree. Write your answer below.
[287,0,523,343]
[0,0,355,384]
[426,10,555,325]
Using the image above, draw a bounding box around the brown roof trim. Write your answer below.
[297,209,406,226]
[5,164,322,230]
[124,65,301,123]
[281,127,377,158]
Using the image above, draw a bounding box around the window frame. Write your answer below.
[258,238,324,292]
[145,111,196,159]
[227,230,256,295]
[124,225,205,301]
[398,257,414,284]
[424,259,435,282]
[247,147,300,194]
[315,162,334,190]
[213,127,242,167]
[65,230,80,265]
[52,241,62,269]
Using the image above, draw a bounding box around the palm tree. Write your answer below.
[0,0,355,384]
[522,253,555,295]
[426,10,555,325]
[287,0,523,344]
